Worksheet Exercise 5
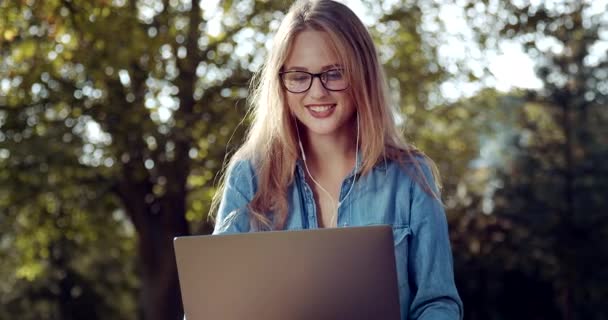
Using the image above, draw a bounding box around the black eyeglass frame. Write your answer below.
[279,68,349,93]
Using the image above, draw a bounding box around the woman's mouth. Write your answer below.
[306,104,336,118]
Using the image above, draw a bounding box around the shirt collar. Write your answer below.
[294,149,388,180]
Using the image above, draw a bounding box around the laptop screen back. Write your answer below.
[174,225,400,320]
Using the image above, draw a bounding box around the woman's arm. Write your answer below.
[407,162,463,320]
[212,160,256,234]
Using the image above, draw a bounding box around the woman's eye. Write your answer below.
[326,70,343,80]
[288,74,309,82]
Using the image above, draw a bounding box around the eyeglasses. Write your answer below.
[279,69,348,93]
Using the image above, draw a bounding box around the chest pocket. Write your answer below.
[391,225,411,292]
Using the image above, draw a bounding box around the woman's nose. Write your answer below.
[308,77,328,98]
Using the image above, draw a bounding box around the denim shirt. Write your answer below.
[213,157,463,320]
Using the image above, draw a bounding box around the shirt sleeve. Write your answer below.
[407,159,463,320]
[212,159,256,235]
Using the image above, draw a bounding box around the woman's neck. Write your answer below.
[303,131,357,179]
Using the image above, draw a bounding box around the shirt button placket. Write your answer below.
[338,177,352,227]
[304,183,318,228]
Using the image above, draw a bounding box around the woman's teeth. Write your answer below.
[308,105,334,112]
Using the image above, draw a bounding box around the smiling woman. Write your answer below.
[204,0,463,319]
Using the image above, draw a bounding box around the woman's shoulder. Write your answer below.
[221,157,260,197]
[382,146,435,174]
[380,146,440,194]
[225,157,257,180]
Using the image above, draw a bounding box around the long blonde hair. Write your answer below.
[211,0,441,230]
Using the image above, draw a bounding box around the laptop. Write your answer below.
[174,225,401,320]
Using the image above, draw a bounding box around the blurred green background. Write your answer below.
[1,0,606,319]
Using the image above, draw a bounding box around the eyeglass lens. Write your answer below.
[281,69,347,93]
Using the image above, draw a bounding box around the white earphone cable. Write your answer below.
[295,114,359,227]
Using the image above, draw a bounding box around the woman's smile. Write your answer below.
[306,103,337,118]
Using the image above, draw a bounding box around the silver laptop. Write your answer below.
[174,225,401,320]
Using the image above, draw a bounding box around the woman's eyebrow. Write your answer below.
[321,64,343,71]
[284,66,308,71]
[283,64,343,72]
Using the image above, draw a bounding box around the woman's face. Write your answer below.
[283,30,356,140]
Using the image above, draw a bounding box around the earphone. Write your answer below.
[294,114,360,227]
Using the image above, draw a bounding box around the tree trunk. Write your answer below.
[116,149,191,320]
[137,207,189,320]
[116,1,205,319]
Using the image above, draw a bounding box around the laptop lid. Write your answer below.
[174,225,401,320]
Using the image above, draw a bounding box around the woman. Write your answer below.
[211,0,463,319]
